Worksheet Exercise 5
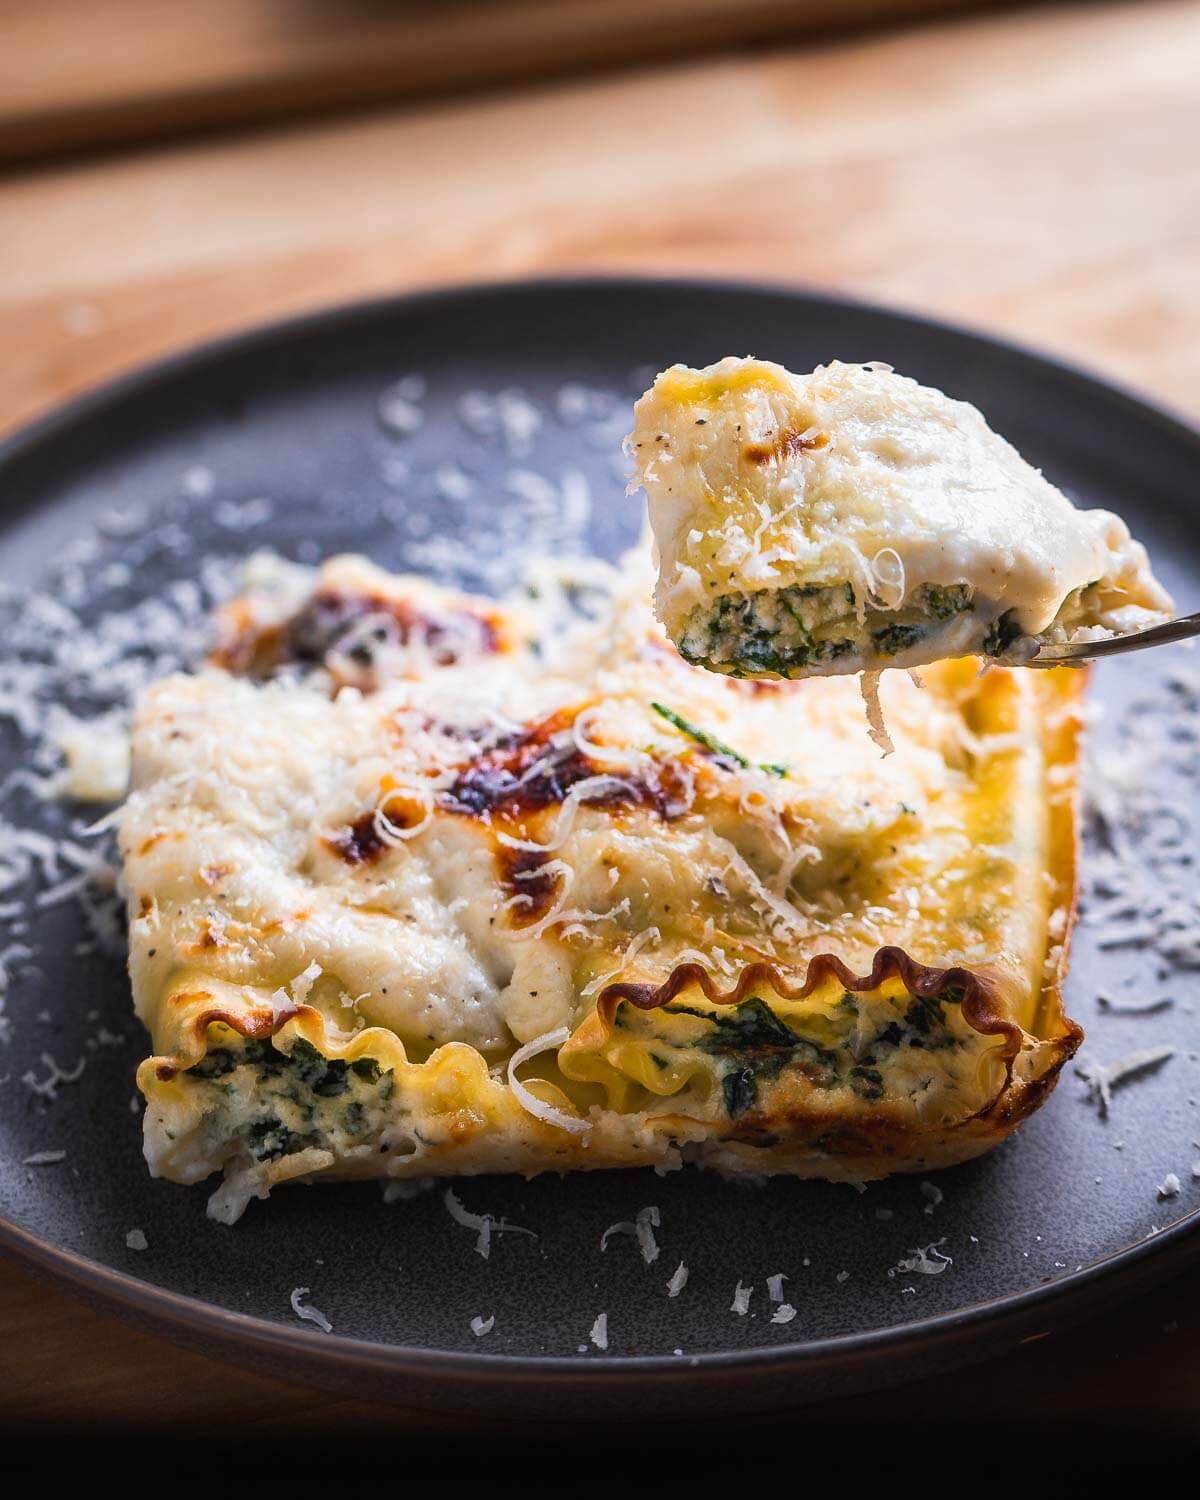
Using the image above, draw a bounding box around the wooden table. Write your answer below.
[3,0,1199,1451]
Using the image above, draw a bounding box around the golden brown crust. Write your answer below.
[214,585,511,683]
[152,996,321,1080]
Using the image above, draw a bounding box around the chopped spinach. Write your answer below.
[983,609,1024,657]
[862,991,958,1059]
[290,1037,351,1097]
[847,1065,885,1101]
[693,585,857,677]
[736,633,815,674]
[920,583,973,620]
[654,984,967,1118]
[193,1037,285,1080]
[776,595,819,652]
[245,1116,320,1161]
[192,1047,240,1080]
[191,1035,395,1161]
[664,996,838,1118]
[872,621,926,656]
[722,1067,759,1118]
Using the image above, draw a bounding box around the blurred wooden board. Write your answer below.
[0,0,1012,166]
[2,0,1199,1443]
[3,0,1197,435]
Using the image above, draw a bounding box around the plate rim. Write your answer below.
[6,270,1200,467]
[2,271,1199,1393]
[5,1195,1199,1389]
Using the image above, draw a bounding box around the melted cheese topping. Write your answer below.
[632,357,1172,674]
[122,551,1083,1218]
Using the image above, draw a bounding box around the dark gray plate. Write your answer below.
[1,277,1198,1417]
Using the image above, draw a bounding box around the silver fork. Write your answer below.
[1026,612,1200,666]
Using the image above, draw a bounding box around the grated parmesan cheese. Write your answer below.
[1157,1172,1181,1200]
[1076,1047,1176,1118]
[506,1026,588,1135]
[289,1286,332,1333]
[600,1205,661,1264]
[890,1240,952,1277]
[22,1051,86,1101]
[443,1187,537,1260]
[665,1261,689,1298]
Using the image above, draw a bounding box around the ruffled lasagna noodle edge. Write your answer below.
[136,667,1087,1188]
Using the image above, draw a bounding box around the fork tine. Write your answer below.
[1028,611,1200,665]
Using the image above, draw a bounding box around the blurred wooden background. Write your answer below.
[0,0,1013,163]
[4,0,1198,437]
[2,0,1199,1453]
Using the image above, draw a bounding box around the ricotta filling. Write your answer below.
[610,984,989,1125]
[677,582,1004,675]
[155,975,992,1191]
[168,1034,400,1176]
[675,574,1135,675]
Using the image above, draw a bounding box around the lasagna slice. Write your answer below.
[122,551,1083,1220]
[631,357,1172,677]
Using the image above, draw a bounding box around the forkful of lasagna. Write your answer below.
[629,356,1175,682]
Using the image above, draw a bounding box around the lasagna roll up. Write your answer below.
[122,554,1083,1220]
